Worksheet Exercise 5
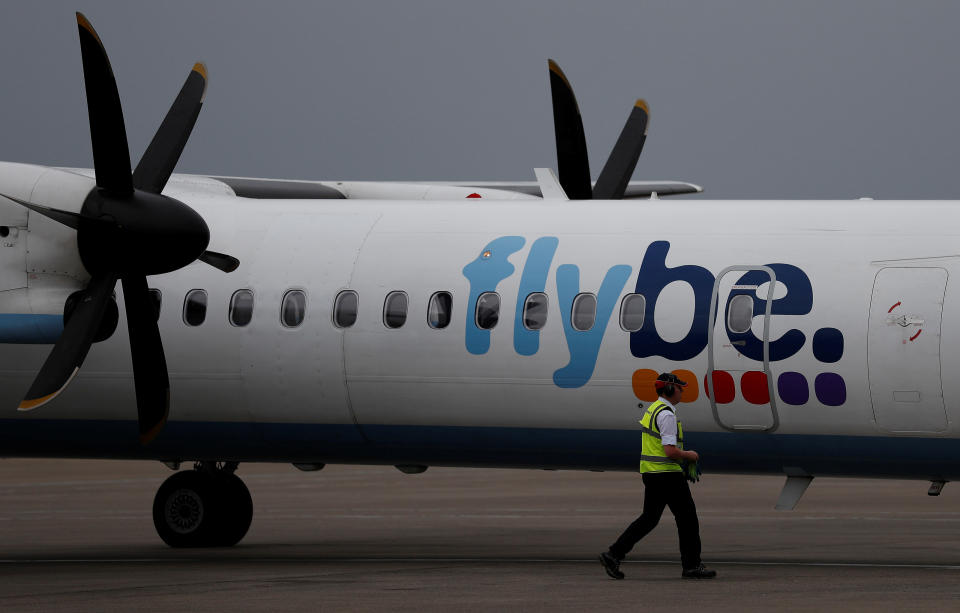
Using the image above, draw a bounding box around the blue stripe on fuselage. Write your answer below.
[0,314,63,343]
[0,419,957,480]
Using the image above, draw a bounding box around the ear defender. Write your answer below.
[654,373,686,397]
[654,379,674,396]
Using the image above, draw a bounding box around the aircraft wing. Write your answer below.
[58,170,702,200]
[205,177,703,200]
[206,176,537,200]
[413,180,703,198]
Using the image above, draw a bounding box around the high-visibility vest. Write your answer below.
[639,399,684,474]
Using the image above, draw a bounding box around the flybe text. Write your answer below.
[461,236,844,391]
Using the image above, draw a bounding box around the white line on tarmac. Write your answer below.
[0,558,959,570]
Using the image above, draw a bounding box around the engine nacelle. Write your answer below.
[0,163,94,342]
[0,162,95,286]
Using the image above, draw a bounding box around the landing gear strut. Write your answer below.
[152,462,253,547]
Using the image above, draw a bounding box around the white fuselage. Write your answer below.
[1,167,958,479]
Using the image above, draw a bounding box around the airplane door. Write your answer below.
[708,266,779,431]
[868,267,947,432]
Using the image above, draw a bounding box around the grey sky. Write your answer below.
[1,1,959,198]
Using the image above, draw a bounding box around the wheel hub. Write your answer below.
[165,488,204,534]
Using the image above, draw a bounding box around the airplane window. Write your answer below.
[620,293,646,331]
[281,289,307,328]
[229,289,254,327]
[523,292,548,330]
[572,293,597,331]
[728,294,753,334]
[476,292,500,330]
[428,291,453,329]
[183,289,207,326]
[383,291,408,329]
[333,290,358,328]
[148,288,162,321]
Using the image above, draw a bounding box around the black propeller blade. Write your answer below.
[548,59,592,200]
[13,13,238,443]
[77,12,132,196]
[199,250,241,273]
[0,194,82,229]
[547,60,651,200]
[133,63,207,194]
[18,273,118,410]
[121,275,170,443]
[593,100,649,200]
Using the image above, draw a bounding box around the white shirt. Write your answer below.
[655,397,679,447]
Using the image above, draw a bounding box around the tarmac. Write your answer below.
[1,458,960,612]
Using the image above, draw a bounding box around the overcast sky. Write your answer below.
[1,1,959,199]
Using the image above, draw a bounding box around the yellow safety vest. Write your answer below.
[639,399,684,474]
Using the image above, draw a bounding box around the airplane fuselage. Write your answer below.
[2,168,958,481]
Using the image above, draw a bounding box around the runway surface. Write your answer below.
[2,459,960,612]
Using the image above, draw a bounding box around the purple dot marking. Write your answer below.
[777,372,809,405]
[813,328,844,363]
[815,373,846,406]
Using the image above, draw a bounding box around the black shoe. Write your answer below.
[599,551,624,580]
[681,564,717,579]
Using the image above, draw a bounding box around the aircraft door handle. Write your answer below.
[887,315,923,327]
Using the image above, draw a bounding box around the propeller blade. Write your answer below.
[548,59,592,200]
[121,275,170,444]
[0,193,81,229]
[593,99,650,200]
[133,63,208,194]
[198,250,240,273]
[18,273,118,411]
[76,12,133,196]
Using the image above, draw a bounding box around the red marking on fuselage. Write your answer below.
[888,301,902,313]
[466,193,482,198]
[910,329,922,341]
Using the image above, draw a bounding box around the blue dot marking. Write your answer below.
[812,328,843,363]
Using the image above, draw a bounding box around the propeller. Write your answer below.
[6,13,238,443]
[547,59,650,200]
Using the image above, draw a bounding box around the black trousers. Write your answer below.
[608,471,702,569]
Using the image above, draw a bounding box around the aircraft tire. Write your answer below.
[152,470,218,548]
[209,472,253,547]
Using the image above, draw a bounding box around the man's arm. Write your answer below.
[664,445,699,463]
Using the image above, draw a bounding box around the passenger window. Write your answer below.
[428,291,453,329]
[475,292,500,330]
[727,294,753,333]
[620,293,646,332]
[383,291,408,328]
[281,289,307,328]
[229,289,254,327]
[571,293,597,331]
[522,292,548,330]
[183,289,207,326]
[333,290,358,328]
[148,288,162,321]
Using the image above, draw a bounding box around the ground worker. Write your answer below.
[598,372,717,579]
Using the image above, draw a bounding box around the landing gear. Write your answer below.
[152,462,253,547]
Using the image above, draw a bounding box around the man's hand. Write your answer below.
[664,446,699,463]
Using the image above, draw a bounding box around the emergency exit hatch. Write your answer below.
[868,267,947,432]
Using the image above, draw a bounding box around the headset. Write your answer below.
[654,373,685,398]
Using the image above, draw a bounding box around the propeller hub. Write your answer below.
[77,188,210,276]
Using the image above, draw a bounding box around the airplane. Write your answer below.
[1,13,956,549]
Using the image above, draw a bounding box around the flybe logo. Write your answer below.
[462,236,845,406]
